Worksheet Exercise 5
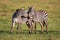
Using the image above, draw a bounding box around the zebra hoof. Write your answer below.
[28,31,32,34]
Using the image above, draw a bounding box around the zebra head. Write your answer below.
[27,6,35,19]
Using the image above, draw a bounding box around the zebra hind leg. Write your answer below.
[17,23,20,33]
[45,21,48,33]
[11,22,15,33]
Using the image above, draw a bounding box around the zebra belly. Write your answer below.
[14,18,27,24]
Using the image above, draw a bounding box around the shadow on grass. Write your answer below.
[0,30,60,35]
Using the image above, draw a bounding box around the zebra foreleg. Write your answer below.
[39,22,44,33]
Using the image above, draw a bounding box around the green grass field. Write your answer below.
[0,0,60,40]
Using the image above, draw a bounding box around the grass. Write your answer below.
[0,0,60,40]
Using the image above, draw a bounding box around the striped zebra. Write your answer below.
[11,8,28,33]
[11,8,34,33]
[27,6,48,33]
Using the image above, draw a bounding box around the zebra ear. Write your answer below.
[28,6,32,9]
[16,9,20,12]
[28,6,30,9]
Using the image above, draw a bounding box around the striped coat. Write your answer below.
[27,6,48,33]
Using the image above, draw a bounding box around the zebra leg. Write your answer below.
[29,21,33,33]
[45,20,48,33]
[34,22,36,33]
[27,23,31,34]
[11,22,15,33]
[31,22,34,33]
[29,22,33,33]
[17,23,20,33]
[39,22,44,33]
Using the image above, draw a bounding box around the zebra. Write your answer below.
[11,8,34,33]
[11,8,27,33]
[27,6,48,33]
